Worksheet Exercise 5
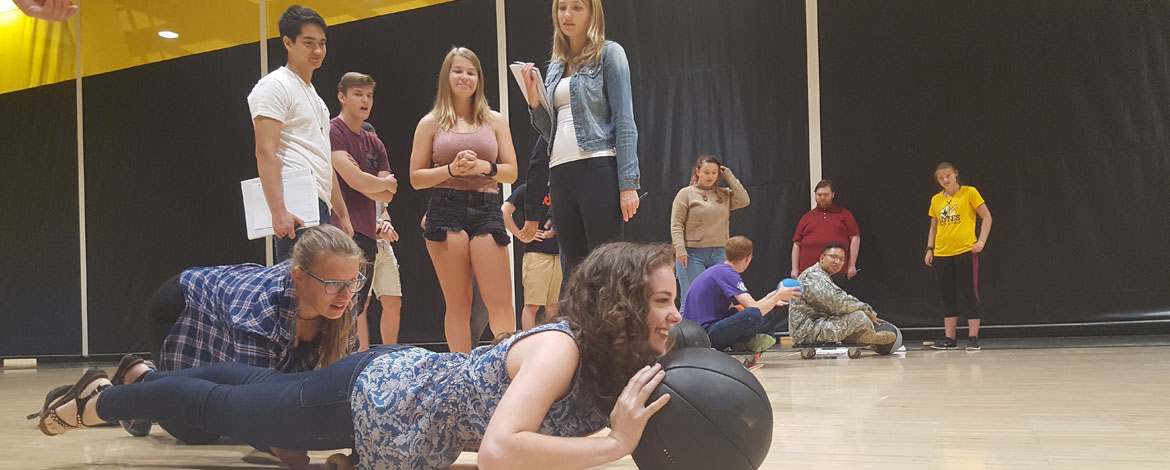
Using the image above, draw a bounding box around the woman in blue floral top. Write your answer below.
[39,242,683,470]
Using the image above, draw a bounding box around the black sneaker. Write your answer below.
[930,337,958,350]
[966,336,981,350]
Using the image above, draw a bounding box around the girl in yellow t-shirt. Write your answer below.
[924,162,993,350]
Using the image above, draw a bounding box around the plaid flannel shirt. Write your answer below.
[160,262,357,372]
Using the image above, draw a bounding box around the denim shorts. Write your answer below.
[424,188,510,246]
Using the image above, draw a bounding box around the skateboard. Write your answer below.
[727,351,766,371]
[793,342,869,359]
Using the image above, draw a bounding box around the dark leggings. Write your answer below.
[144,274,226,444]
[145,274,185,365]
[96,346,404,450]
[549,157,623,279]
[934,252,982,319]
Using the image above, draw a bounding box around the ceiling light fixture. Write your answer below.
[158,30,179,39]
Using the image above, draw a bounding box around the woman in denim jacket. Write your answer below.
[520,0,640,276]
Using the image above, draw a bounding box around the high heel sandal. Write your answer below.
[111,354,147,386]
[26,384,71,420]
[38,368,111,436]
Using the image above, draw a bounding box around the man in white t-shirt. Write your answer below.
[248,5,352,261]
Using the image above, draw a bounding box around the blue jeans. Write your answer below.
[704,307,784,351]
[675,247,727,308]
[96,345,407,450]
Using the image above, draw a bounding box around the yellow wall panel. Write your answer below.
[1,0,454,95]
[0,7,77,95]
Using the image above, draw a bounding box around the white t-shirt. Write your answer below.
[247,66,334,207]
[550,77,615,167]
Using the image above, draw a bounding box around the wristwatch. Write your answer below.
[485,161,498,177]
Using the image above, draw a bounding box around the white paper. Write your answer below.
[241,168,320,240]
[510,62,553,115]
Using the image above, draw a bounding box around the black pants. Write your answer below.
[275,199,332,263]
[144,274,223,444]
[353,233,378,344]
[550,157,623,280]
[934,252,982,319]
[146,274,185,365]
[97,346,407,451]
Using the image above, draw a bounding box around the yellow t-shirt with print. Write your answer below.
[928,186,985,257]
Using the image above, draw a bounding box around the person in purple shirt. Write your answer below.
[328,72,398,350]
[682,236,801,352]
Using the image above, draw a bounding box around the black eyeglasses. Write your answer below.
[305,271,367,295]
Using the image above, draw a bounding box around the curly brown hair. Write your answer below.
[553,242,674,413]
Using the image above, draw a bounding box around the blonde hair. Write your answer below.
[290,225,364,368]
[430,47,493,131]
[550,0,607,70]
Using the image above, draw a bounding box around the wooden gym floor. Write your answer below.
[3,339,1169,469]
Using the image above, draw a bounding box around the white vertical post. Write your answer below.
[495,0,516,326]
[75,14,89,357]
[806,0,822,209]
[261,0,274,266]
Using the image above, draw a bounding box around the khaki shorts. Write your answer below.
[371,242,402,297]
[522,252,562,306]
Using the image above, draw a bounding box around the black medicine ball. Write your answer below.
[632,347,772,470]
[667,318,712,350]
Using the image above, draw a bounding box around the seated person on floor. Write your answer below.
[682,236,802,352]
[790,243,895,346]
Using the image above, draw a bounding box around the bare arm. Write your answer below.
[974,203,992,252]
[735,286,800,316]
[330,172,353,236]
[790,243,801,278]
[332,151,397,196]
[502,202,523,237]
[925,217,938,266]
[363,171,396,204]
[14,0,77,21]
[476,112,519,184]
[476,332,668,470]
[848,235,861,273]
[253,116,303,238]
[734,292,778,315]
[408,115,450,190]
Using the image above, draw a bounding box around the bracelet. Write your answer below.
[447,163,454,177]
[485,161,498,177]
[926,246,934,251]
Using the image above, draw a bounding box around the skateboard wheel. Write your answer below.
[326,453,352,470]
[847,348,862,359]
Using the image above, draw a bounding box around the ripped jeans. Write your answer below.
[423,188,509,246]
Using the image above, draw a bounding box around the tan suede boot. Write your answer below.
[842,331,868,343]
[870,330,896,345]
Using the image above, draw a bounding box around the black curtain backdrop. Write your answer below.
[0,82,82,356]
[82,42,266,354]
[818,0,1170,328]
[505,0,811,302]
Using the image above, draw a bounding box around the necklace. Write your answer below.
[291,68,326,139]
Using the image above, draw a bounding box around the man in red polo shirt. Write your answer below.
[791,179,861,281]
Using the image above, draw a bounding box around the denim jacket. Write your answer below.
[530,41,640,191]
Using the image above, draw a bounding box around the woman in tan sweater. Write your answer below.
[670,155,750,306]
